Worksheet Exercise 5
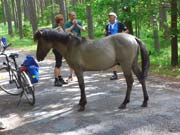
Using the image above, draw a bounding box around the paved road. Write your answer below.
[0,49,180,135]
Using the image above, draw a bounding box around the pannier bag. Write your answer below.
[1,37,7,45]
[23,55,39,84]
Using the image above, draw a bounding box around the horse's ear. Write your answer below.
[34,30,43,41]
[68,33,73,38]
[36,30,43,36]
[38,30,43,35]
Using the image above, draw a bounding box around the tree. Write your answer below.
[86,1,94,39]
[1,0,6,25]
[170,0,178,66]
[59,0,67,22]
[151,14,160,52]
[4,0,13,35]
[28,0,37,34]
[17,0,23,38]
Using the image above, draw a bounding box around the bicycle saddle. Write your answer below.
[9,53,19,59]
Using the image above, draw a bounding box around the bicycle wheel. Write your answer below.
[0,67,23,95]
[20,71,35,105]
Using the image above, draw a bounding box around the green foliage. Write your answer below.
[43,3,59,25]
[0,5,2,22]
[22,22,33,38]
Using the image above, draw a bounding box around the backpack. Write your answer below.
[23,55,39,84]
[105,21,127,36]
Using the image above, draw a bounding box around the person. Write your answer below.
[105,12,128,80]
[52,14,68,86]
[64,11,85,81]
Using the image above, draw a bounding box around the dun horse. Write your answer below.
[34,28,150,111]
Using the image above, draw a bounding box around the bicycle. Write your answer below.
[0,43,35,105]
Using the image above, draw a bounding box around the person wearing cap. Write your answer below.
[52,14,68,86]
[105,12,128,80]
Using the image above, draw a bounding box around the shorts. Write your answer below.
[52,49,62,68]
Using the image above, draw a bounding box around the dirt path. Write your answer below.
[0,50,180,135]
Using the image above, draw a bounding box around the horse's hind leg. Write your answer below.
[119,65,134,109]
[132,59,149,107]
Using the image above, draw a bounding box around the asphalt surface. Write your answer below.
[0,49,180,135]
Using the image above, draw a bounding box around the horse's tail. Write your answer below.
[135,38,150,80]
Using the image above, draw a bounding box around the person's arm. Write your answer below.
[65,24,75,33]
[104,24,109,36]
[118,22,129,33]
[76,21,85,31]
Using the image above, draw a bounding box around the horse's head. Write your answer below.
[34,29,52,61]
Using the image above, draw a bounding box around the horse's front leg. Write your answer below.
[75,70,87,111]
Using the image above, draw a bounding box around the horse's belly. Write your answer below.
[82,57,115,71]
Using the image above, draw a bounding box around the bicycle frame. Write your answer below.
[0,44,35,105]
[0,52,21,89]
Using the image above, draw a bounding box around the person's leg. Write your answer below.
[68,67,74,81]
[53,49,67,86]
[110,66,118,80]
[54,66,62,86]
[54,67,61,78]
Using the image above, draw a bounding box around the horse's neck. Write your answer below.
[53,43,68,57]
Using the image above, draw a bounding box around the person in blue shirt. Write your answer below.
[105,12,128,80]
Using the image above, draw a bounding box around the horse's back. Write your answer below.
[109,33,139,66]
[72,33,139,71]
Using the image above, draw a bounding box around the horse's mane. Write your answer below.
[34,28,71,44]
[34,28,88,45]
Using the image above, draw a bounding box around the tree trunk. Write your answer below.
[171,0,178,66]
[39,0,45,24]
[151,15,160,51]
[86,1,94,39]
[135,17,140,37]
[159,3,169,39]
[4,0,13,35]
[59,0,67,22]
[23,0,30,21]
[17,0,23,38]
[1,0,6,25]
[153,29,160,51]
[11,0,18,31]
[28,0,38,34]
[50,0,54,28]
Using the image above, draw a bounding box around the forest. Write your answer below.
[0,0,180,76]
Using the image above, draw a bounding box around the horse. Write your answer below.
[34,28,150,111]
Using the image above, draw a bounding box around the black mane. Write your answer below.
[34,28,86,45]
[34,28,70,44]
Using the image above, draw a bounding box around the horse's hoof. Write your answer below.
[78,106,85,112]
[141,102,148,107]
[78,101,87,106]
[119,104,126,109]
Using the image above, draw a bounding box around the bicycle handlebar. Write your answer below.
[1,43,12,53]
